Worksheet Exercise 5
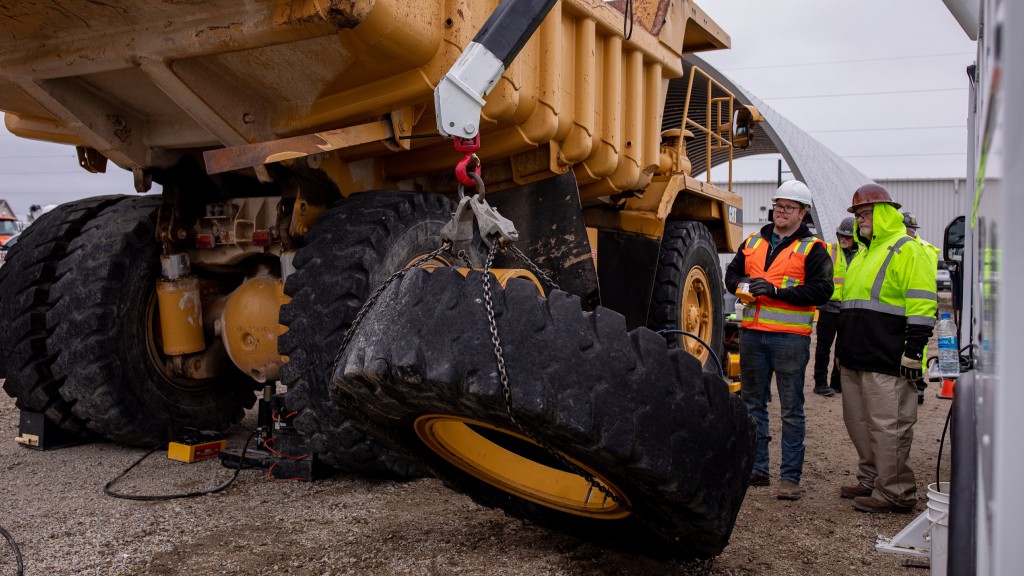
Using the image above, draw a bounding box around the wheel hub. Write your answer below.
[680,267,712,364]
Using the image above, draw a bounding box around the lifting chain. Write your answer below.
[479,240,631,512]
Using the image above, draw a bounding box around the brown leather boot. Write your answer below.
[777,479,805,501]
[839,484,872,499]
[852,496,914,513]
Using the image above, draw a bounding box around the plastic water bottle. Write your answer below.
[936,312,960,377]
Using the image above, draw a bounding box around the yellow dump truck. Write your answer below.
[0,0,757,558]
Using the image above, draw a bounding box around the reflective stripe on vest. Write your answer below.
[743,305,815,328]
[830,242,844,285]
[841,236,935,322]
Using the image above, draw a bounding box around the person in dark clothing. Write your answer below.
[812,216,859,396]
[724,180,834,501]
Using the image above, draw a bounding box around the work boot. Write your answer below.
[749,473,770,487]
[812,386,835,397]
[831,384,842,394]
[777,479,804,501]
[918,389,925,405]
[852,496,914,514]
[839,484,872,499]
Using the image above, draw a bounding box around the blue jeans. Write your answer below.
[739,329,810,483]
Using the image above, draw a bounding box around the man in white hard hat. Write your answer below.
[725,180,834,501]
[812,216,860,396]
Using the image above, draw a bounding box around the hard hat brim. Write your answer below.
[847,200,902,213]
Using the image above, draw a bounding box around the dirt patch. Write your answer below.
[0,297,954,575]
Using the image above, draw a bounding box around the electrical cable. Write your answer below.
[761,86,966,101]
[720,51,974,72]
[937,402,954,488]
[0,522,24,576]
[104,429,257,501]
[656,329,724,378]
[262,436,309,460]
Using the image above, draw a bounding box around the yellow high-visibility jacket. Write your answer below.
[837,203,938,375]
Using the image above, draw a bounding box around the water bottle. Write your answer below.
[936,312,960,377]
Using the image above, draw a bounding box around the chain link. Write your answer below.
[507,244,560,292]
[480,241,630,511]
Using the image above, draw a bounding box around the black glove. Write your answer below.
[748,278,778,298]
[899,354,923,381]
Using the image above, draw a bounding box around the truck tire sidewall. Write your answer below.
[648,221,724,370]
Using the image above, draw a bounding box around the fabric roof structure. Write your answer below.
[663,54,875,242]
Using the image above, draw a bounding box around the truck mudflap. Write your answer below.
[332,266,755,559]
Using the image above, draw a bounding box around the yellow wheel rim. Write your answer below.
[680,266,713,364]
[414,415,631,519]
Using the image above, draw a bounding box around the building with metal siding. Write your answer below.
[723,178,993,248]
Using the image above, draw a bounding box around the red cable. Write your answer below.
[263,436,309,460]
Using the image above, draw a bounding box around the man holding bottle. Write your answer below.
[725,180,833,501]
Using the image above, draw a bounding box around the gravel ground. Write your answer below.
[0,297,954,576]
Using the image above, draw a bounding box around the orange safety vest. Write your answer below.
[741,231,824,336]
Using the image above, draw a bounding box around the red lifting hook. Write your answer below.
[454,135,481,188]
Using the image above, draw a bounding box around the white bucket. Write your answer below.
[927,482,950,576]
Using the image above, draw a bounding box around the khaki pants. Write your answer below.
[841,368,919,507]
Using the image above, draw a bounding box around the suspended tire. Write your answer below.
[0,195,126,433]
[279,190,481,477]
[334,267,755,559]
[46,196,257,446]
[647,221,724,370]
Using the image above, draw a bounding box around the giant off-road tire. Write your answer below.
[647,221,725,369]
[279,191,480,477]
[46,196,256,446]
[0,195,126,433]
[333,267,755,559]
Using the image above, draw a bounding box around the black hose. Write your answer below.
[937,403,953,487]
[104,430,257,501]
[0,522,24,576]
[656,329,725,378]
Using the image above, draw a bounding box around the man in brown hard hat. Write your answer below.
[836,183,938,513]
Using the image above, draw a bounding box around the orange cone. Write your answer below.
[937,378,955,399]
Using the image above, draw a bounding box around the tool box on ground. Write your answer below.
[167,429,226,463]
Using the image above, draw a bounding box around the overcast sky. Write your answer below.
[700,0,977,182]
[0,0,977,218]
